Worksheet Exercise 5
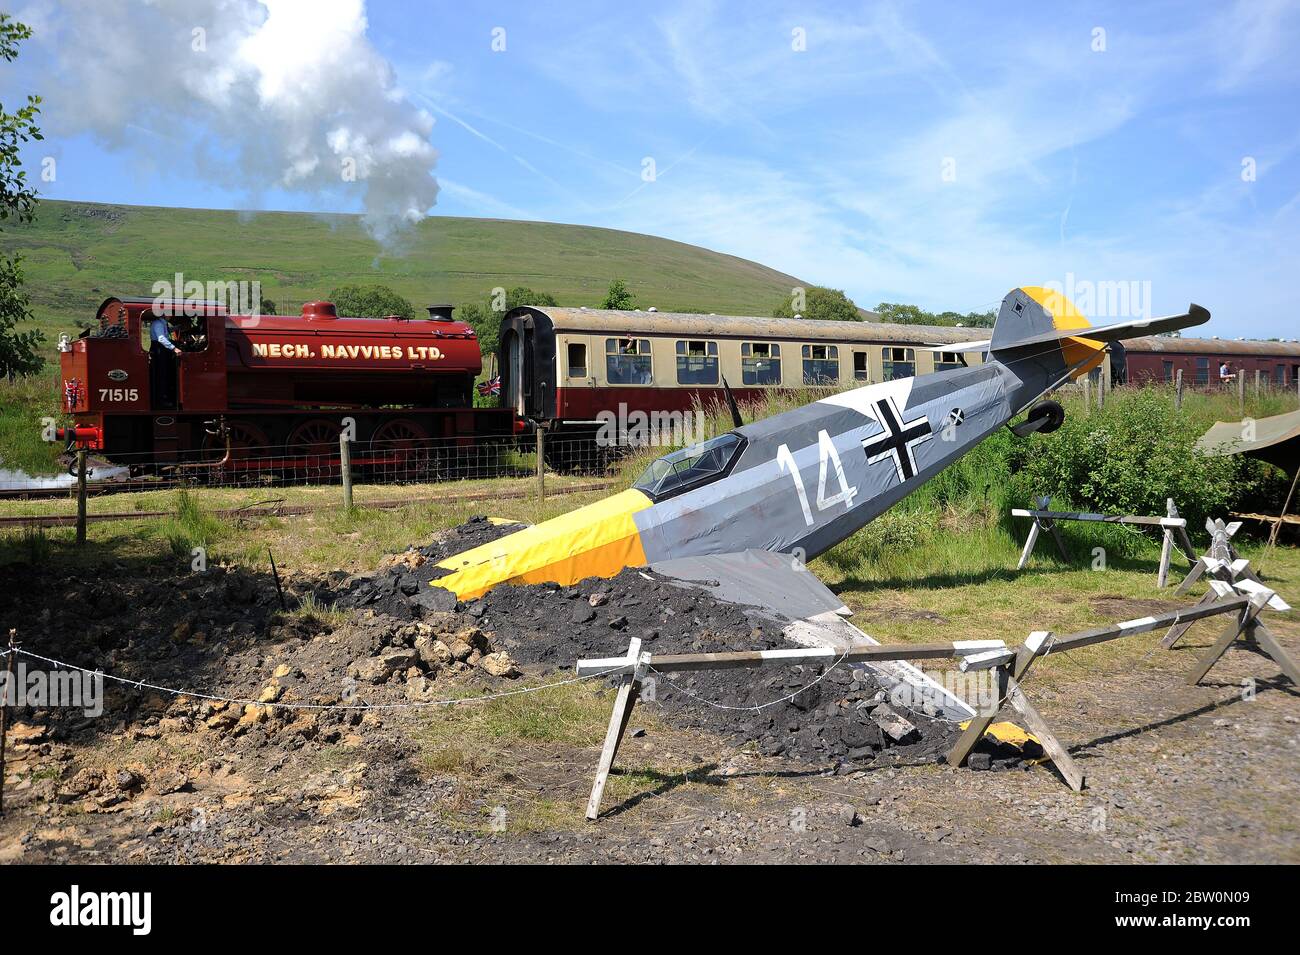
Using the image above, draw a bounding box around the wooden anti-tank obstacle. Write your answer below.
[579,575,1294,816]
[944,591,1292,791]
[578,638,1012,821]
[1013,495,1198,587]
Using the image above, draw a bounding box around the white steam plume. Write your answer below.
[19,0,438,242]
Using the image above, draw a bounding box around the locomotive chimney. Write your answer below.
[302,301,338,320]
[426,304,455,322]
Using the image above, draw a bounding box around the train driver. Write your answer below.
[149,313,182,409]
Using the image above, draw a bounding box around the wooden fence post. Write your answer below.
[75,449,88,546]
[536,425,546,502]
[339,433,353,511]
[1175,368,1184,411]
[0,629,16,815]
[1082,376,1091,412]
[1238,372,1246,414]
[1097,372,1106,410]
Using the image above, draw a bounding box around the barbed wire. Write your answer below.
[8,646,621,712]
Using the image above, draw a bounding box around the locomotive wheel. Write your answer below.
[286,418,343,457]
[201,420,271,482]
[285,418,344,480]
[368,418,433,480]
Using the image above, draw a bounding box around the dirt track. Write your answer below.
[2,524,1297,864]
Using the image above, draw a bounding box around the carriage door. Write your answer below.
[505,328,528,417]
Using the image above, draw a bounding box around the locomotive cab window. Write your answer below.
[801,344,839,385]
[883,347,916,380]
[741,342,781,385]
[605,338,653,385]
[675,339,719,385]
[934,351,963,372]
[567,342,588,378]
[633,432,745,502]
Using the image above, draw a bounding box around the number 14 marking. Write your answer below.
[777,430,859,527]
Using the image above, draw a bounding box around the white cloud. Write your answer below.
[11,0,439,242]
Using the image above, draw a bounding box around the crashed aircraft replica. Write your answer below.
[432,287,1210,714]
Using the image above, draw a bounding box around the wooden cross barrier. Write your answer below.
[576,638,1011,821]
[948,590,1294,791]
[1013,496,1198,586]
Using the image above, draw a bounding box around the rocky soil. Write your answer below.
[1,519,1297,864]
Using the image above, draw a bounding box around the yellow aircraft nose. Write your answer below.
[431,488,654,601]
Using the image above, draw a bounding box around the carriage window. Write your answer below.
[1195,357,1210,385]
[883,347,916,380]
[675,339,719,385]
[853,351,869,381]
[605,338,653,385]
[801,344,839,385]
[567,342,588,378]
[1277,363,1287,385]
[934,351,963,372]
[1163,360,1174,382]
[741,342,781,385]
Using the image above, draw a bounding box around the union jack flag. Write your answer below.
[476,375,501,397]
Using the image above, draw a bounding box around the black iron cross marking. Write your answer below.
[861,396,933,483]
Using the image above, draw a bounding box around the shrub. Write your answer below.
[1007,388,1242,533]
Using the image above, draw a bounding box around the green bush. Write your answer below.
[1007,388,1245,533]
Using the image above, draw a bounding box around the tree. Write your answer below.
[773,286,860,322]
[875,302,995,328]
[0,14,45,378]
[455,285,559,359]
[258,294,277,316]
[326,284,414,319]
[599,278,636,310]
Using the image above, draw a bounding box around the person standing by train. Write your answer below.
[149,313,182,409]
[1219,360,1236,385]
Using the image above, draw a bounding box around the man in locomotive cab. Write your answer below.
[148,311,181,409]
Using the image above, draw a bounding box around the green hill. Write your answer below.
[1,200,807,351]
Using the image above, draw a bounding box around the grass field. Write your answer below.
[0,199,805,356]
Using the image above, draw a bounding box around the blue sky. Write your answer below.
[6,0,1300,337]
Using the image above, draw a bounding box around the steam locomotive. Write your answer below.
[57,296,513,471]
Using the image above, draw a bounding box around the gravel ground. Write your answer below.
[1,519,1297,864]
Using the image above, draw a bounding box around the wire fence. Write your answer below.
[0,430,652,498]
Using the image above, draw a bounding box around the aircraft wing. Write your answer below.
[923,338,991,353]
[649,549,978,719]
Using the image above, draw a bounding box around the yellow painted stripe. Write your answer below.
[1021,285,1106,376]
[433,488,653,600]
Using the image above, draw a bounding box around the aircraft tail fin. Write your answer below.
[989,288,1210,359]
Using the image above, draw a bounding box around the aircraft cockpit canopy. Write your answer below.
[633,432,745,501]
